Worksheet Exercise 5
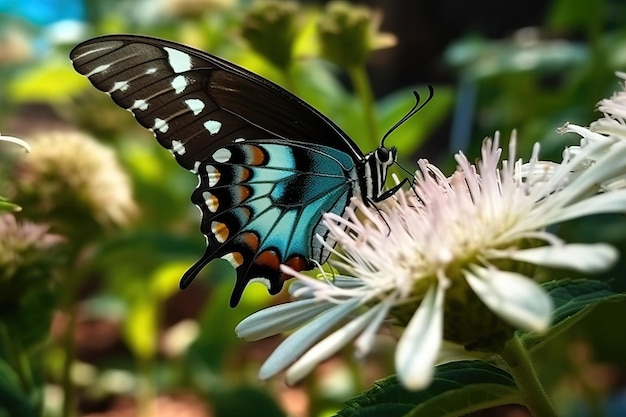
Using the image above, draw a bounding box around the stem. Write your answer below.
[348,65,378,149]
[500,336,558,417]
[0,323,34,393]
[61,299,78,417]
[60,264,86,417]
[136,354,154,417]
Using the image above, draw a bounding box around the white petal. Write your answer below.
[465,265,552,332]
[550,190,626,223]
[259,298,360,380]
[354,299,392,357]
[0,134,30,152]
[235,299,334,341]
[567,143,626,193]
[395,284,444,390]
[494,243,618,273]
[285,303,384,385]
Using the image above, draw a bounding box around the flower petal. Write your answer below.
[395,284,444,390]
[550,190,626,223]
[235,298,334,341]
[0,134,30,152]
[493,243,618,273]
[354,298,392,357]
[285,303,385,385]
[465,265,552,332]
[566,142,626,194]
[259,298,360,380]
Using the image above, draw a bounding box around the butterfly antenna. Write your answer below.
[395,161,415,178]
[380,85,434,148]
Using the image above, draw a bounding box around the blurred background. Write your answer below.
[1,0,626,416]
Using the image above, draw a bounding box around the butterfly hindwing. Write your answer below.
[70,35,377,306]
[191,139,356,306]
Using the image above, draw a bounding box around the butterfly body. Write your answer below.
[70,35,396,306]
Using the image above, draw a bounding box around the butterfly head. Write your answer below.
[375,145,397,167]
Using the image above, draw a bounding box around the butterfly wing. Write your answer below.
[70,35,364,306]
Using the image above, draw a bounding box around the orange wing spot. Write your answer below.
[284,255,309,272]
[255,249,281,270]
[281,256,310,283]
[245,144,267,166]
[239,167,252,182]
[234,185,251,202]
[222,252,243,268]
[211,221,229,243]
[240,232,260,252]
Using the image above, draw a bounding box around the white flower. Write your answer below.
[559,72,626,191]
[236,126,626,390]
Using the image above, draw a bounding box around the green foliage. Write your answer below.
[0,357,39,417]
[522,279,626,352]
[336,361,520,417]
[241,0,299,70]
[0,196,20,213]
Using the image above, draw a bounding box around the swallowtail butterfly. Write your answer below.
[70,35,406,307]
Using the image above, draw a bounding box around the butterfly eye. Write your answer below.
[376,147,390,162]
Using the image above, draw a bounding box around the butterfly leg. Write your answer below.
[372,177,409,203]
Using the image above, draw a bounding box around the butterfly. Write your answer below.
[70,34,408,307]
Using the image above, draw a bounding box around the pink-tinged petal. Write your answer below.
[395,284,444,390]
[465,265,552,332]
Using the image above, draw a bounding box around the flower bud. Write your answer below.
[318,1,395,69]
[241,0,299,70]
[0,214,63,306]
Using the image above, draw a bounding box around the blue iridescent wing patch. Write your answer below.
[70,35,394,307]
[190,140,355,304]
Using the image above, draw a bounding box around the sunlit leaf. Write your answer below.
[8,58,88,102]
[123,295,158,360]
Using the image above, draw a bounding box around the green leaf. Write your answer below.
[547,0,598,31]
[121,263,184,360]
[0,285,58,350]
[123,295,159,360]
[0,358,39,417]
[8,58,88,103]
[522,279,626,352]
[336,360,521,417]
[0,201,20,213]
